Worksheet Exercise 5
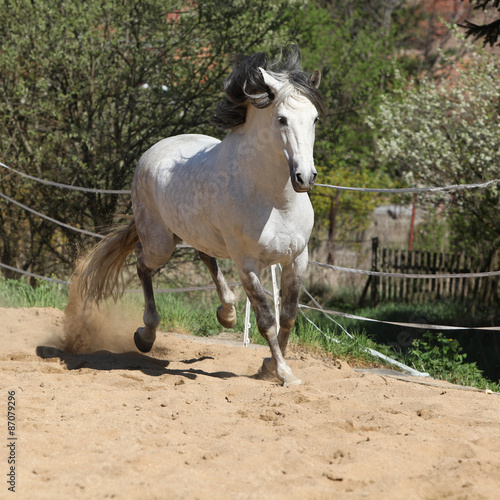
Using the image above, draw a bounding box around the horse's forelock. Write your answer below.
[287,71,326,116]
[211,45,325,130]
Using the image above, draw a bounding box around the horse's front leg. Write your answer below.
[260,255,306,383]
[238,264,301,386]
[277,259,303,356]
[198,251,237,328]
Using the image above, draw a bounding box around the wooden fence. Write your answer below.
[361,238,499,307]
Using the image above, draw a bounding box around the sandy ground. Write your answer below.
[1,305,500,500]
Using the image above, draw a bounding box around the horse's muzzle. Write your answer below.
[291,169,317,193]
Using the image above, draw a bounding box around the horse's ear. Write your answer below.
[259,67,283,96]
[310,70,321,89]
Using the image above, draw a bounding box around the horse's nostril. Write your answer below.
[296,173,304,184]
[312,171,318,182]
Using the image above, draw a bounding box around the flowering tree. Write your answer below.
[367,38,500,256]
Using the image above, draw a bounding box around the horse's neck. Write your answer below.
[220,122,296,207]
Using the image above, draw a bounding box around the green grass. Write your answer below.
[0,278,68,309]
[1,276,499,392]
[300,293,500,392]
[155,293,230,336]
[290,311,395,368]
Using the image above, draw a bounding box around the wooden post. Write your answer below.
[408,193,417,251]
[327,189,340,265]
[371,237,379,306]
[482,250,496,306]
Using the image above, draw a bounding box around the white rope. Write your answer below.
[0,161,130,194]
[0,191,104,239]
[309,260,500,278]
[0,262,70,285]
[242,266,281,347]
[271,264,280,337]
[298,307,429,377]
[363,347,430,377]
[299,304,500,331]
[0,189,200,247]
[316,178,500,194]
[2,160,499,196]
[301,284,353,339]
[243,298,252,347]
[298,306,340,342]
[0,261,241,294]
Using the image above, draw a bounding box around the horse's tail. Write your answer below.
[76,218,140,305]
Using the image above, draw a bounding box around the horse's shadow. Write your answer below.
[35,345,239,381]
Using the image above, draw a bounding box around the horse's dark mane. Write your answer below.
[211,44,325,130]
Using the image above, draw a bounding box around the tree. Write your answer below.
[367,35,500,257]
[0,0,301,279]
[312,163,393,264]
[293,1,407,258]
[460,0,500,47]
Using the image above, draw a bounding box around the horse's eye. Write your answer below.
[278,116,288,126]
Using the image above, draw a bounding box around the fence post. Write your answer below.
[370,237,379,306]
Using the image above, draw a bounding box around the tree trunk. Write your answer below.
[327,189,340,265]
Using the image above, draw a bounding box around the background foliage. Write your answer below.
[1,0,497,278]
[367,35,500,257]
[0,0,301,277]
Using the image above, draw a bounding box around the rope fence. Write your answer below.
[3,185,498,279]
[0,262,70,286]
[2,165,500,279]
[298,283,430,377]
[309,260,500,279]
[316,178,500,193]
[0,161,130,194]
[0,191,104,239]
[298,304,500,331]
[3,159,499,195]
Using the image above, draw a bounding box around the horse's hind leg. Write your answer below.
[198,251,237,328]
[133,243,161,352]
[133,234,179,353]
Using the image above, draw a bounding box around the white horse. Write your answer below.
[77,46,324,386]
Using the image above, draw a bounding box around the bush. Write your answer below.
[406,332,498,390]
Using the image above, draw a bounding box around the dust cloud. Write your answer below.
[63,276,140,354]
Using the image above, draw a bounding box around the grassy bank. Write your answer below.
[1,277,498,392]
[314,299,500,390]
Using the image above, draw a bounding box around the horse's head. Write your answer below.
[259,68,321,193]
[212,45,325,193]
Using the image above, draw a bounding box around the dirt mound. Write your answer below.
[1,306,499,499]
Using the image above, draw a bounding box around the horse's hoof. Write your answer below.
[260,357,302,386]
[134,329,154,353]
[216,305,237,329]
[281,371,303,387]
[258,357,279,382]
